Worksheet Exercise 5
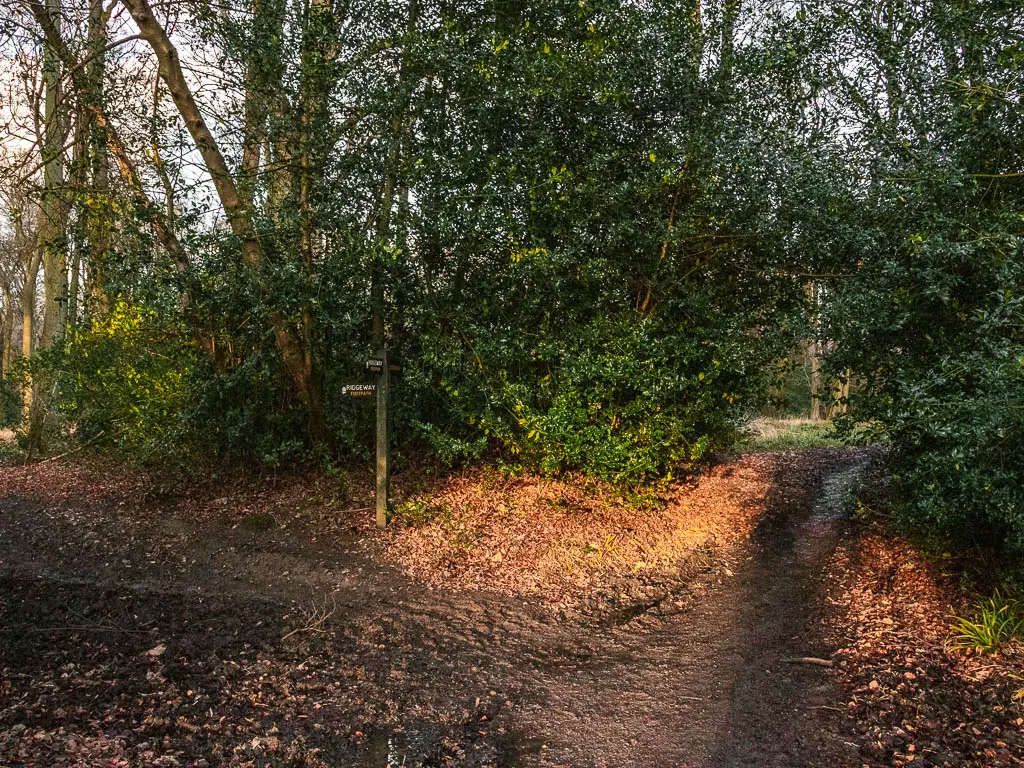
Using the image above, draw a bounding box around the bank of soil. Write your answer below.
[0,447,974,767]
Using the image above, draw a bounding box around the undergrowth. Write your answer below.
[950,591,1024,654]
[737,418,845,452]
[0,434,22,466]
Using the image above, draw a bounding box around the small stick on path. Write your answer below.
[783,656,834,667]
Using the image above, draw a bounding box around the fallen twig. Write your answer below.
[783,656,834,667]
[282,594,337,641]
[33,431,106,465]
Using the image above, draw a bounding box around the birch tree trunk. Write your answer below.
[0,280,14,377]
[67,78,91,329]
[20,242,40,420]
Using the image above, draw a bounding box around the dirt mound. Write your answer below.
[382,455,781,606]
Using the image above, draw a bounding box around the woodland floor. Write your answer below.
[1,447,1022,767]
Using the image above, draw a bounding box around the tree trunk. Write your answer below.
[807,283,825,421]
[21,244,40,421]
[294,0,333,438]
[0,281,14,377]
[121,0,328,445]
[809,339,825,422]
[67,73,92,330]
[27,0,70,456]
[86,0,111,312]
[38,0,67,352]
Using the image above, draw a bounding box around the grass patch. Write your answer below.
[395,498,442,528]
[950,591,1023,654]
[736,418,845,452]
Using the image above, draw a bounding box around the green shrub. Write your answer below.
[412,313,765,484]
[58,301,203,462]
[55,300,337,468]
[834,288,1024,555]
[0,377,19,427]
[0,435,21,465]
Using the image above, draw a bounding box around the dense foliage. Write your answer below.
[816,1,1024,553]
[5,0,811,481]
[2,0,1023,543]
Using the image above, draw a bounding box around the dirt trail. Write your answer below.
[497,453,867,768]
[0,450,866,767]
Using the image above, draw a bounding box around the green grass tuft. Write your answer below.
[950,591,1023,654]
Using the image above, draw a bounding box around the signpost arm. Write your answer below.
[376,348,390,528]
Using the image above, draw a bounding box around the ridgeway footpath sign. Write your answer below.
[343,349,395,528]
[340,383,376,397]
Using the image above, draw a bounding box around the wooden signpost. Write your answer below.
[344,349,398,528]
[374,349,390,529]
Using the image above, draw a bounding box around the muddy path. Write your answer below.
[0,450,867,767]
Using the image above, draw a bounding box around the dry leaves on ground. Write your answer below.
[380,454,786,605]
[825,528,1024,767]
